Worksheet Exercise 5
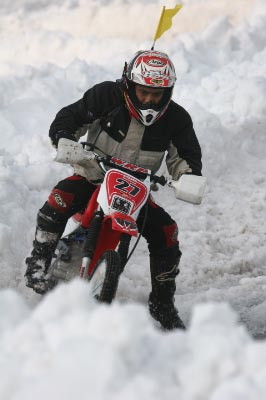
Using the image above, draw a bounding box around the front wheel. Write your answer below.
[89,250,121,303]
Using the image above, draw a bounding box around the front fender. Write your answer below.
[105,212,138,237]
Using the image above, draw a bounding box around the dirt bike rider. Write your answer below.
[25,50,202,330]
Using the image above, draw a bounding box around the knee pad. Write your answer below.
[48,188,75,214]
[162,222,179,248]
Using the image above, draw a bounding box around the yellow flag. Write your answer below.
[153,4,183,41]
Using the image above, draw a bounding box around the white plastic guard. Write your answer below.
[55,138,94,164]
[171,174,207,205]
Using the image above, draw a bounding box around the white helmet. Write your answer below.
[123,50,176,126]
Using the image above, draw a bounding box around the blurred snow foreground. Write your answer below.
[1,279,266,400]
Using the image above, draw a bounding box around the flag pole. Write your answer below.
[151,6,165,50]
[151,4,183,50]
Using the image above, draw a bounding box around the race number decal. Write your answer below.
[105,170,148,215]
[114,178,141,196]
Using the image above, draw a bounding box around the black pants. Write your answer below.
[40,175,180,257]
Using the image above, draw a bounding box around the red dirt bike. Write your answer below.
[46,139,206,303]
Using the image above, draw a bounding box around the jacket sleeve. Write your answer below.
[49,81,123,144]
[166,109,202,179]
[49,94,94,143]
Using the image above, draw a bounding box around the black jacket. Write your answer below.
[49,81,202,176]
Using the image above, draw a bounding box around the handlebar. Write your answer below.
[81,141,168,186]
[55,138,206,204]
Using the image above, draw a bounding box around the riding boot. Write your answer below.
[25,203,67,294]
[148,246,185,330]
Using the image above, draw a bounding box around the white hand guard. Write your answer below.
[55,138,95,164]
[170,174,207,205]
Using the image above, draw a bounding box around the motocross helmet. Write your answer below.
[123,50,176,126]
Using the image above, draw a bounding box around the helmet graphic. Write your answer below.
[123,50,176,126]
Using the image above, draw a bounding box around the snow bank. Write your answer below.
[1,280,266,400]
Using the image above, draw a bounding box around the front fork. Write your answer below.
[118,233,131,272]
[80,211,103,278]
[80,212,132,279]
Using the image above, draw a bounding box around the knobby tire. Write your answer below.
[94,250,121,304]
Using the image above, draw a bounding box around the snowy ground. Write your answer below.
[1,0,266,399]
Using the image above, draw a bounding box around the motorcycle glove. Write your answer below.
[51,130,77,148]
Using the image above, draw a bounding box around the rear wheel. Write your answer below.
[89,250,121,303]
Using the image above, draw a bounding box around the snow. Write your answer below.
[1,0,266,398]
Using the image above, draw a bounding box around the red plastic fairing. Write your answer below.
[105,170,148,215]
[88,218,122,275]
[87,212,138,276]
[72,212,83,223]
[81,186,100,228]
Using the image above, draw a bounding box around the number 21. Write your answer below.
[115,178,140,196]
